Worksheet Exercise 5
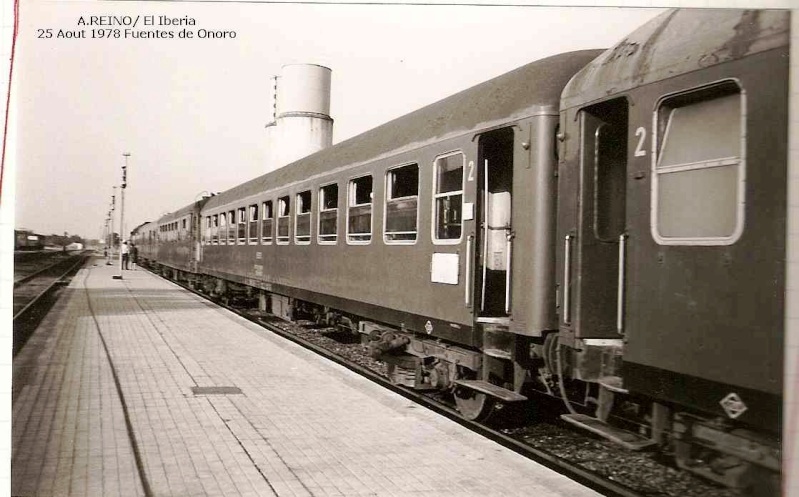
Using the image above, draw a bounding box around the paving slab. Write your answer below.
[12,260,600,496]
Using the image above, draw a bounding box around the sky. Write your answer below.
[13,2,666,240]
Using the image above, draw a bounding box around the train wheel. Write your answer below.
[454,387,496,422]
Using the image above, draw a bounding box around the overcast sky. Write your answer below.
[14,2,664,239]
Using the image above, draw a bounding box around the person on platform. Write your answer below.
[130,243,138,270]
[121,241,130,270]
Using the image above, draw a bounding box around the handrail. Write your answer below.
[564,234,574,324]
[617,233,627,335]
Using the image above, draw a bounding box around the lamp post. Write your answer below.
[117,153,130,277]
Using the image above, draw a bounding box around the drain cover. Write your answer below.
[191,386,242,395]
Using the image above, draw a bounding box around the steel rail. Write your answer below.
[14,250,87,287]
[13,253,90,322]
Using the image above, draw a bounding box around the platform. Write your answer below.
[12,260,599,497]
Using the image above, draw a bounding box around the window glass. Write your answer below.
[277,196,290,244]
[218,213,226,245]
[319,184,338,243]
[658,166,738,237]
[348,176,372,243]
[262,201,273,244]
[655,87,742,242]
[296,190,312,243]
[248,205,259,243]
[659,95,740,167]
[228,210,236,244]
[237,207,247,243]
[434,153,464,241]
[386,164,419,242]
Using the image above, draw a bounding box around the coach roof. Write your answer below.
[204,50,601,210]
[561,9,790,109]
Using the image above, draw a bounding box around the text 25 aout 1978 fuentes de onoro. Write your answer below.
[36,15,237,40]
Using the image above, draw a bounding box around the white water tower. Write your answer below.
[265,64,333,172]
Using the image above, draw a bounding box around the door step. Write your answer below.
[453,380,527,402]
[561,413,657,450]
[476,316,511,325]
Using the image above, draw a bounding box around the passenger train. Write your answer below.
[131,10,789,494]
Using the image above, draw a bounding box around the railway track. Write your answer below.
[13,251,92,355]
[143,267,735,497]
[250,315,642,497]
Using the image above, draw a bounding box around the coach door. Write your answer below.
[575,98,629,337]
[476,128,514,319]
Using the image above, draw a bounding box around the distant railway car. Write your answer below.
[14,230,44,251]
[130,221,158,263]
[556,9,787,491]
[148,198,209,277]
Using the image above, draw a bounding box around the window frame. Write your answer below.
[218,212,227,245]
[248,204,259,245]
[318,182,339,245]
[227,210,236,245]
[261,200,274,245]
[277,195,291,245]
[212,214,219,244]
[431,150,465,245]
[384,162,420,245]
[346,174,374,245]
[295,190,312,245]
[237,207,247,245]
[650,79,746,246]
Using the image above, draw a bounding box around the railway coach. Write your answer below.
[136,9,790,495]
[191,49,600,413]
[555,9,788,492]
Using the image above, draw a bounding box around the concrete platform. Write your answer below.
[12,260,599,497]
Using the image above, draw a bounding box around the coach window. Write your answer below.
[653,82,744,245]
[248,205,259,244]
[277,196,290,244]
[212,215,219,244]
[385,163,419,243]
[296,190,312,244]
[319,183,338,244]
[220,213,228,245]
[433,152,464,242]
[237,207,247,244]
[218,214,226,244]
[205,217,211,244]
[262,200,273,244]
[347,175,373,243]
[228,210,236,244]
